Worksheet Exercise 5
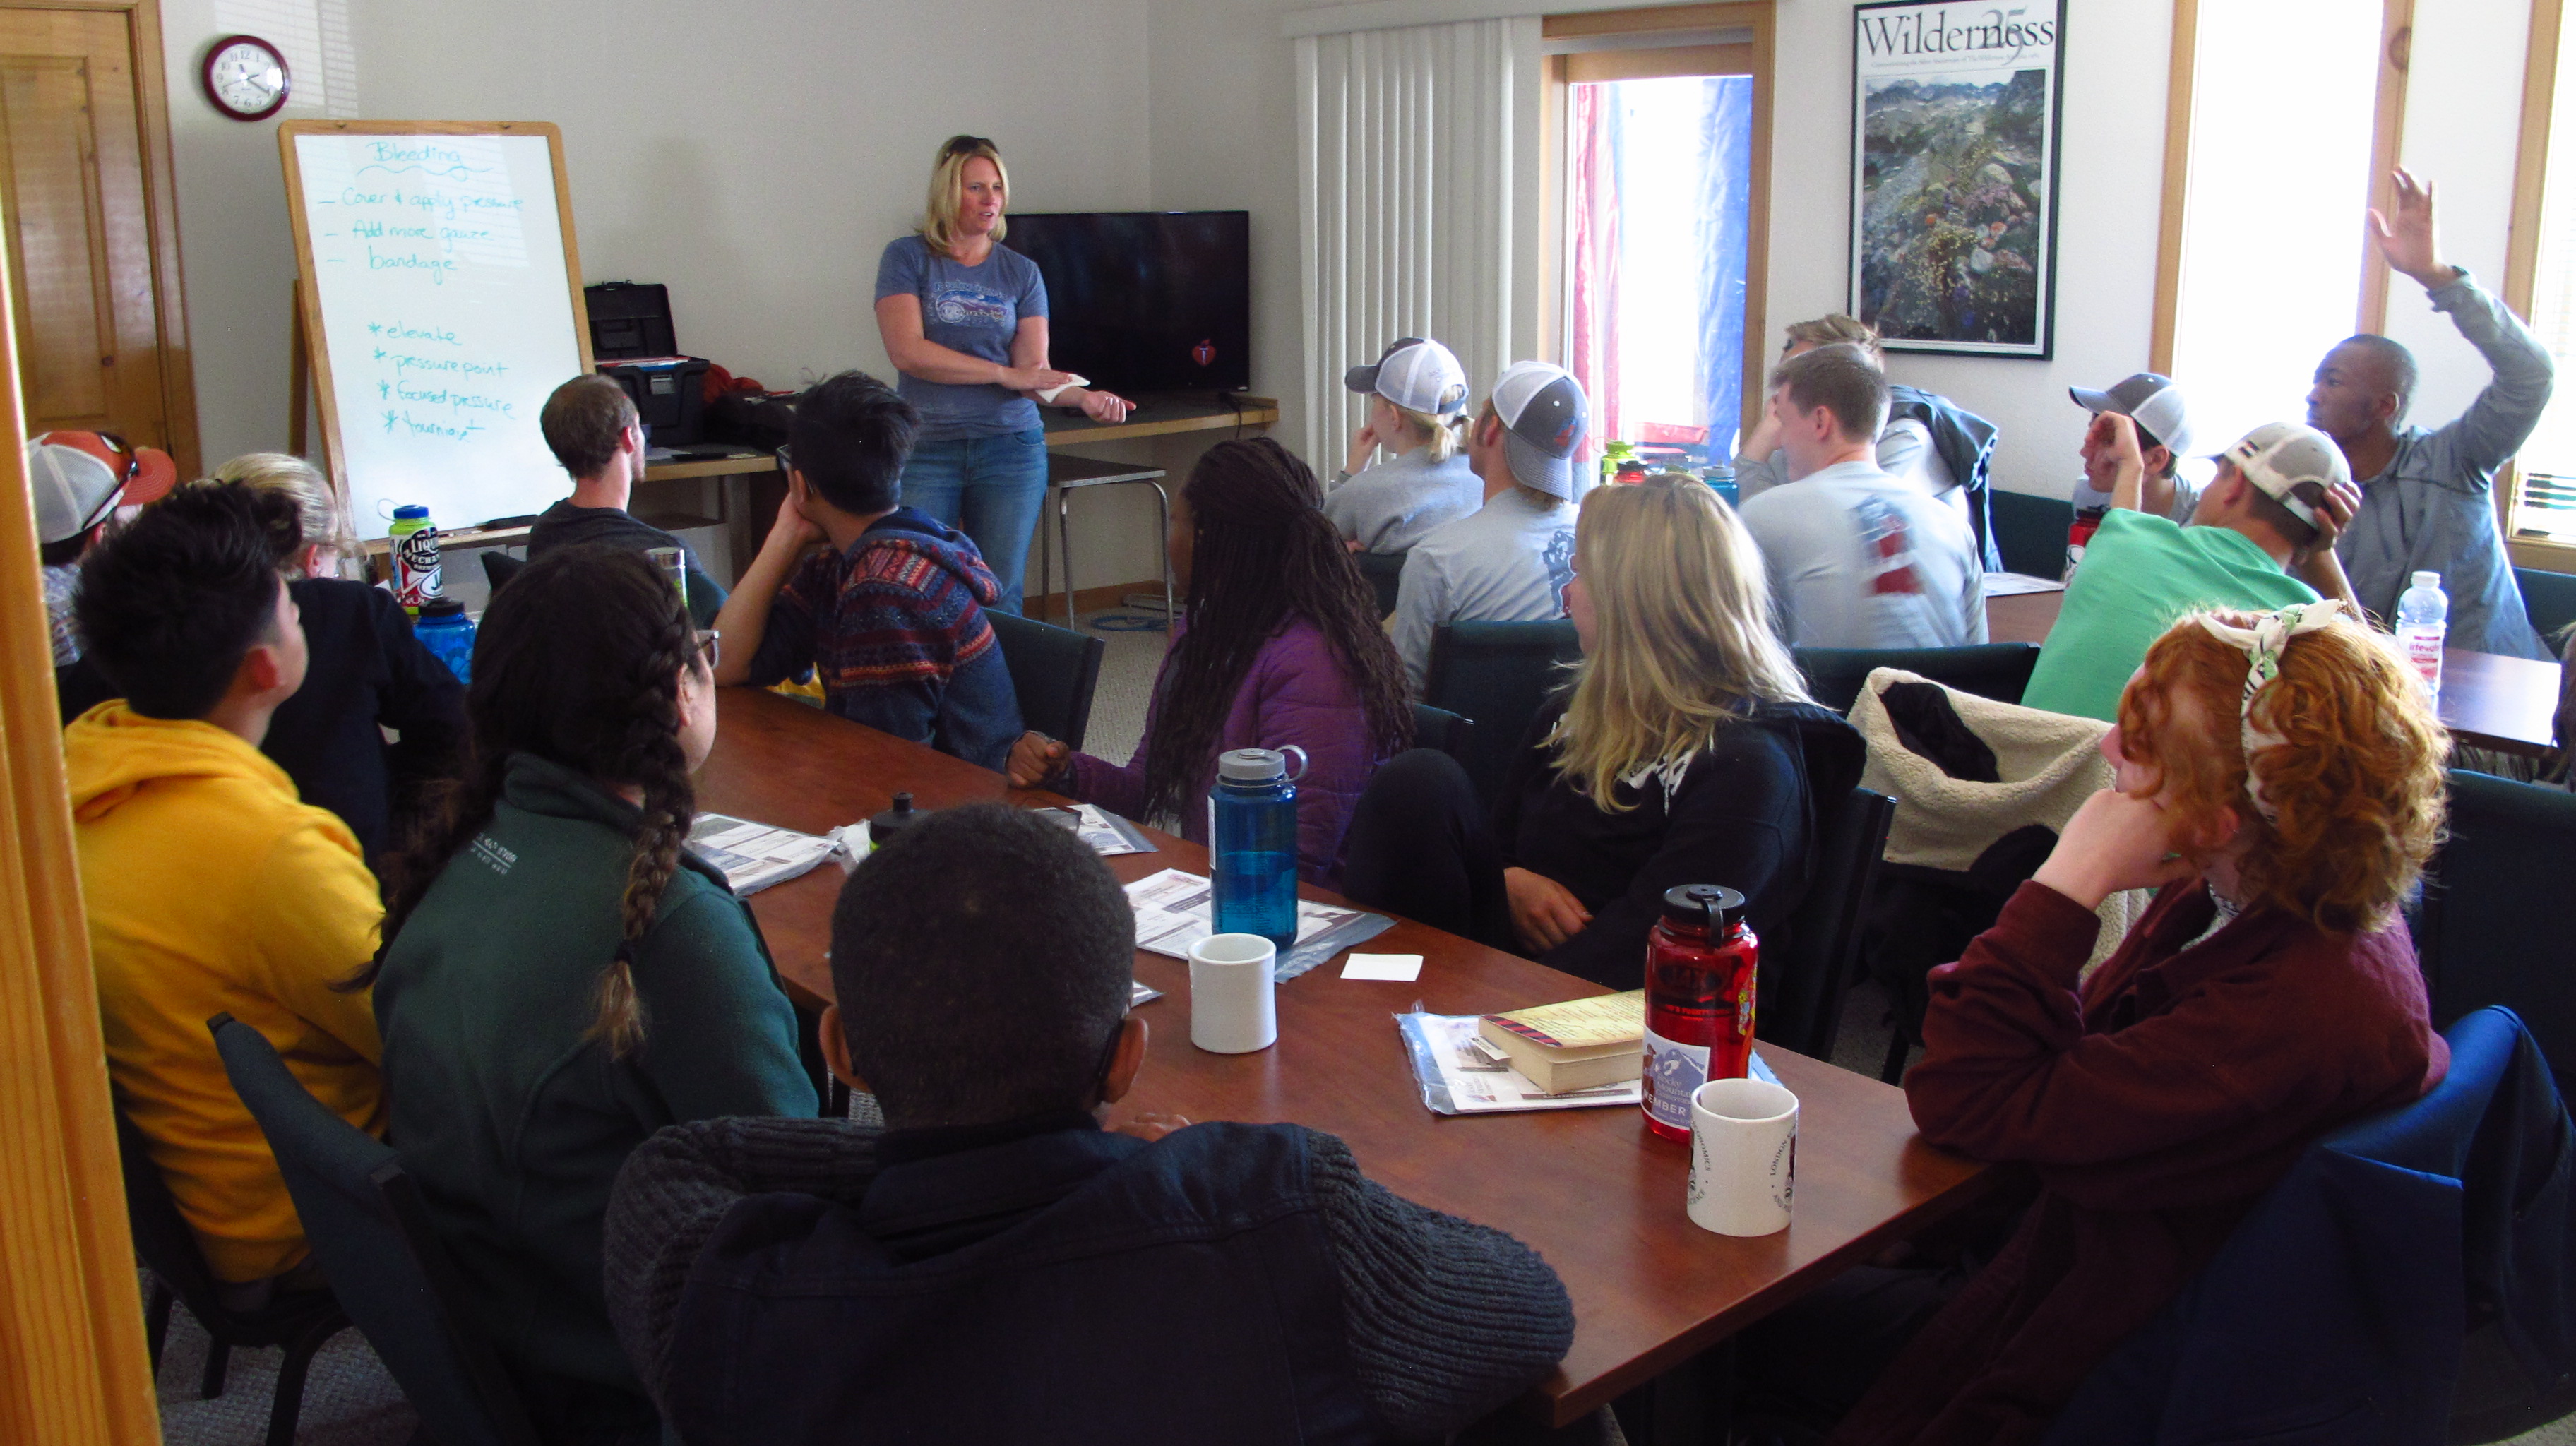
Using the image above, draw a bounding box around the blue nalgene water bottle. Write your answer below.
[1210,746,1308,952]
[415,597,476,685]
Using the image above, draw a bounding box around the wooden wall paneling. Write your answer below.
[2149,0,2197,376]
[0,163,160,1441]
[2500,0,2576,570]
[2359,0,2416,337]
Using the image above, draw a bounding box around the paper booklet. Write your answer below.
[687,814,839,896]
[1397,1011,1779,1116]
[1037,803,1157,857]
[1122,868,1395,981]
[1981,570,2067,596]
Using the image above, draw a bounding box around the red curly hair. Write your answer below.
[2116,611,2448,936]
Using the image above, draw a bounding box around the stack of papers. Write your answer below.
[1396,1011,1779,1116]
[687,814,839,895]
[1981,570,2066,596]
[1037,803,1155,857]
[1122,868,1394,981]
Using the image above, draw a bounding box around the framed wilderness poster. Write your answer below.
[1848,0,2066,357]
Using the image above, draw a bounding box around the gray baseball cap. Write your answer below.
[1344,337,1469,417]
[2222,422,2349,528]
[2070,373,2193,458]
[1489,361,1589,499]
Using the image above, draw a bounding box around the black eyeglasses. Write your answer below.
[941,135,996,158]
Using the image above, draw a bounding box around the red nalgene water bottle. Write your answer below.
[1640,884,1760,1143]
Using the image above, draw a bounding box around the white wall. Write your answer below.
[1767,0,2175,500]
[157,0,1155,470]
[2384,0,2535,429]
[149,0,2550,522]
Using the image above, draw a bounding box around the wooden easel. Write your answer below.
[286,277,331,478]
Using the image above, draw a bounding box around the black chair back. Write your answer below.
[1763,787,1897,1060]
[1354,550,1406,618]
[988,609,1108,753]
[2416,770,2576,1085]
[2516,566,2576,645]
[1408,701,1474,765]
[1794,643,2042,716]
[1988,489,2070,579]
[480,550,525,595]
[210,1015,541,1446]
[1424,620,1584,811]
[114,1097,347,1436]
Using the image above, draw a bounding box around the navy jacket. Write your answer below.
[2041,1006,2576,1445]
[1888,383,2001,573]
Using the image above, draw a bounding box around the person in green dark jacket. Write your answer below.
[366,544,819,1444]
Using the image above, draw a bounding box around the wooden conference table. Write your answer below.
[696,688,1999,1426]
[1988,590,2561,758]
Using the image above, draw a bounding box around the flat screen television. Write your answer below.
[1001,210,1251,394]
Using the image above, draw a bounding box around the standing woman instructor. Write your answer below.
[873,135,1132,614]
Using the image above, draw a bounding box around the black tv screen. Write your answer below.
[1003,211,1251,394]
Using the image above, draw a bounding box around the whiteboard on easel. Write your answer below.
[282,121,592,542]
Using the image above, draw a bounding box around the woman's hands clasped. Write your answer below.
[1505,867,1592,953]
[1007,730,1071,789]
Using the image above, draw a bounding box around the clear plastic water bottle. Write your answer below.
[414,597,475,685]
[1210,746,1307,952]
[2395,570,2447,698]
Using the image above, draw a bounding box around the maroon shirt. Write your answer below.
[1830,879,2447,1446]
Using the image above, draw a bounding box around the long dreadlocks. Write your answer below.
[1137,438,1412,823]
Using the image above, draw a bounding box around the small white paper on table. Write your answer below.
[1340,953,1423,981]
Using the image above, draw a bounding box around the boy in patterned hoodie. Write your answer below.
[713,370,1022,770]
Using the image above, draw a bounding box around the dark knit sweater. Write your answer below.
[741,506,1021,770]
[603,1114,1574,1442]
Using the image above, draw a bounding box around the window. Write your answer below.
[2507,0,2576,552]
[1540,4,1772,474]
[2157,0,2408,454]
[1566,75,1755,463]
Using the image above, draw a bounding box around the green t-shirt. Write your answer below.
[2021,508,2320,722]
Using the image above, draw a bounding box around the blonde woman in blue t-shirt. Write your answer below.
[873,135,1132,613]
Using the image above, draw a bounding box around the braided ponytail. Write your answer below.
[367,544,700,1060]
[590,622,698,1057]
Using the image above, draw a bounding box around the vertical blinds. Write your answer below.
[1296,17,1537,468]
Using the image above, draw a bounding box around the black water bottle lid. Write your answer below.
[1660,883,1746,931]
[869,791,922,845]
[419,596,465,619]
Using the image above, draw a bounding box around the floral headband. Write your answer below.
[2191,601,2349,820]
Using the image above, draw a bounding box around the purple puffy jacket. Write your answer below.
[1056,614,1391,885]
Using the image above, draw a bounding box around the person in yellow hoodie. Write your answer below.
[65,479,385,1307]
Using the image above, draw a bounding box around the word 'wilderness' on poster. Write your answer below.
[1848,0,2066,359]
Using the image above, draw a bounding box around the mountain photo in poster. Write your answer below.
[1848,0,2066,358]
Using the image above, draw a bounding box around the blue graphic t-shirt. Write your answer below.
[873,235,1048,441]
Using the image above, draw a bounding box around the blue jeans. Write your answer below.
[898,428,1048,614]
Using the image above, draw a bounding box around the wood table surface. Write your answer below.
[1986,589,2560,758]
[696,688,2000,1424]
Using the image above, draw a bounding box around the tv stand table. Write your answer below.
[1037,394,1279,626]
[1041,393,1277,448]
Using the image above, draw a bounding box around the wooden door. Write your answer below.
[0,4,194,473]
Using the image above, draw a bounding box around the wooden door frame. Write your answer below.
[0,0,199,477]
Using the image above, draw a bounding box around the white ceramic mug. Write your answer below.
[1687,1077,1799,1236]
[1188,933,1277,1054]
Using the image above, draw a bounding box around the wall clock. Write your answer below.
[202,35,289,121]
